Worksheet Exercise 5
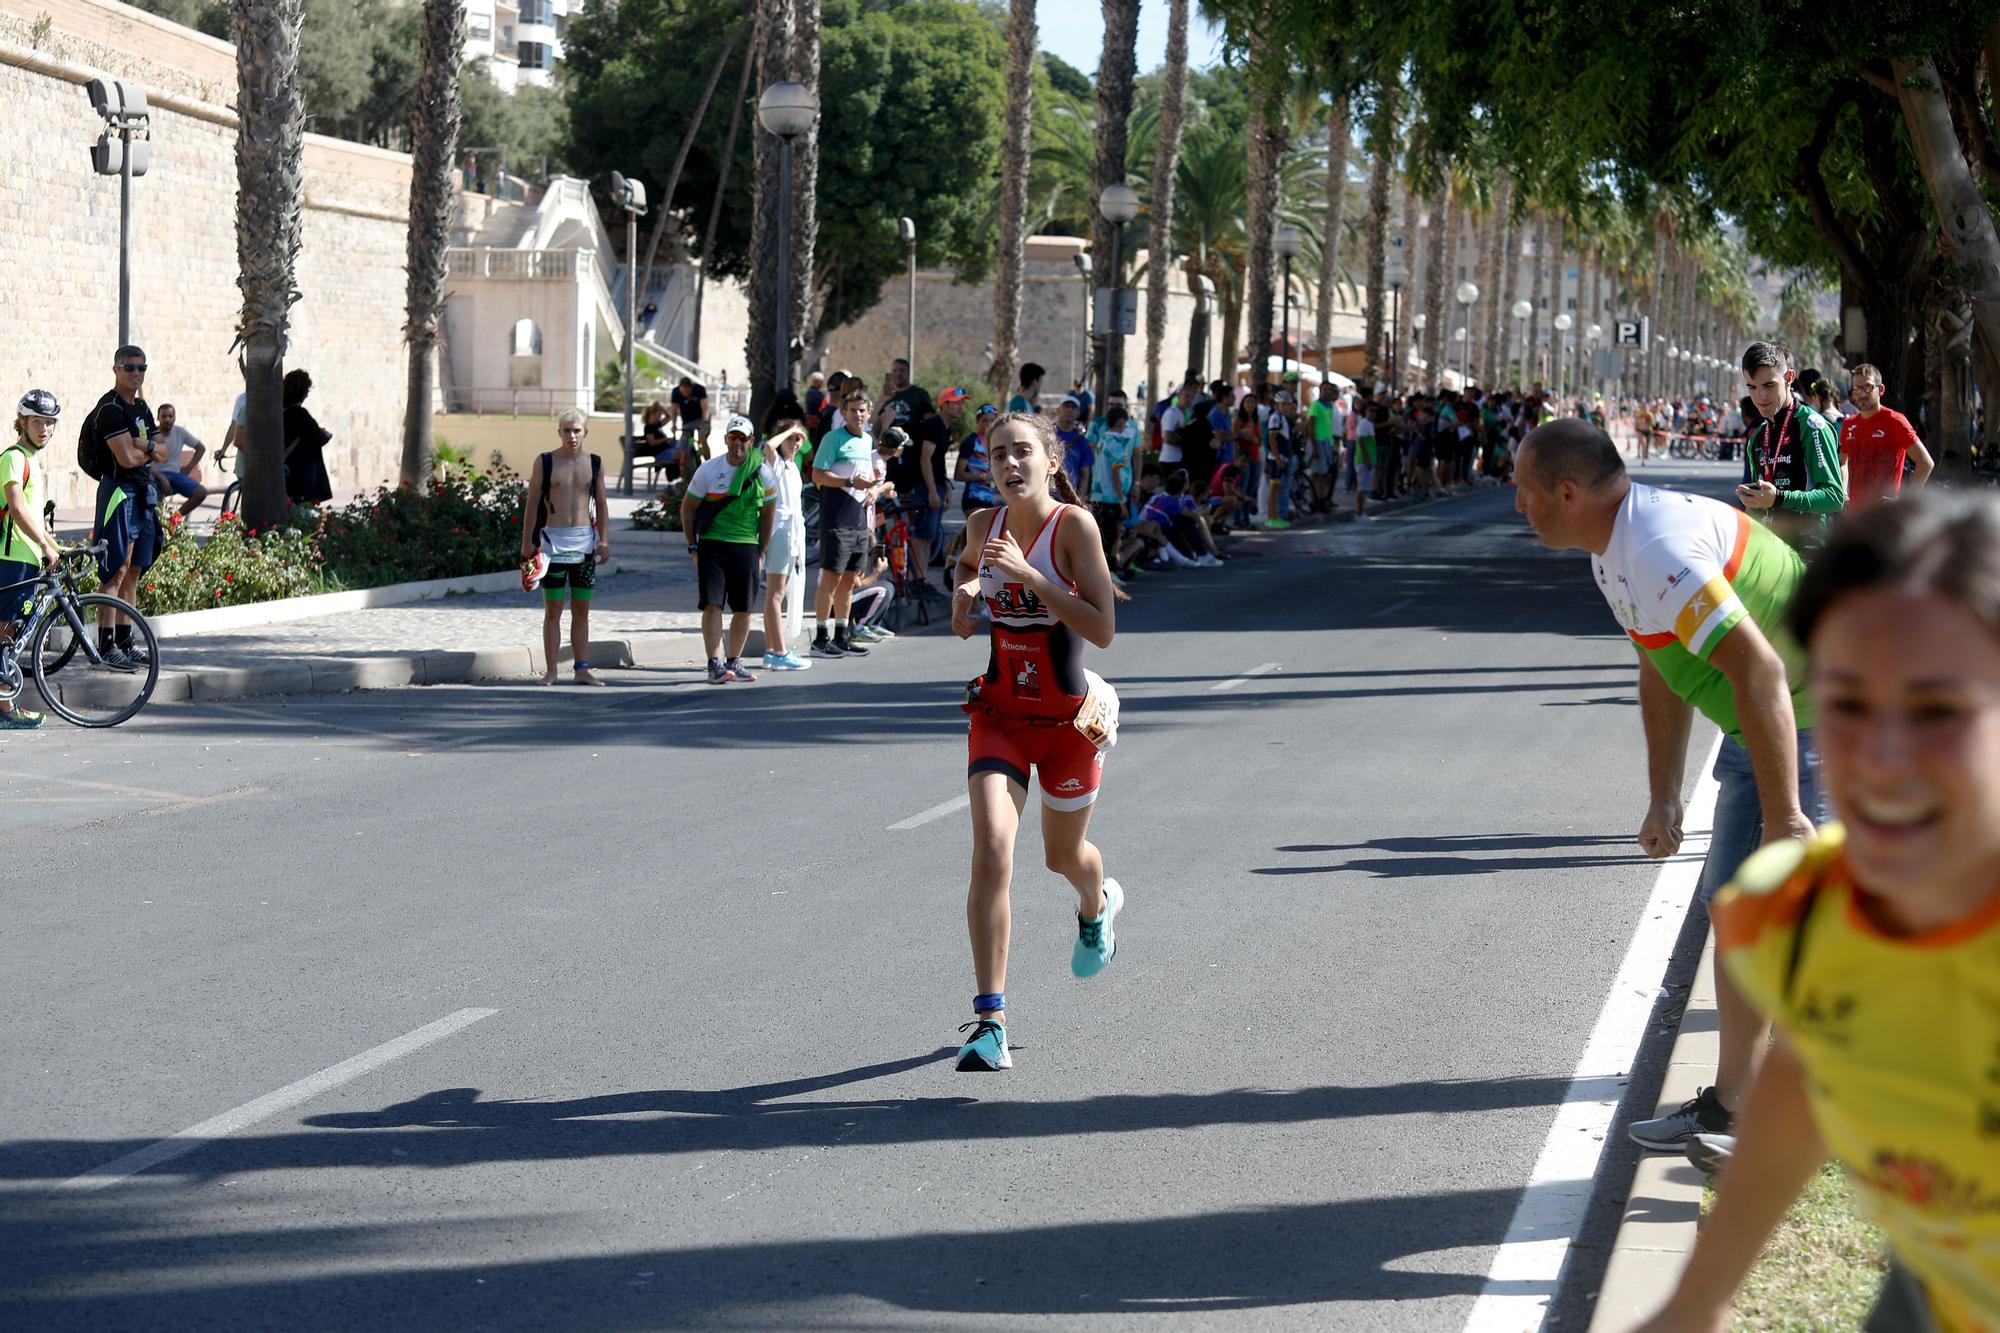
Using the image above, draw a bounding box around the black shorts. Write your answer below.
[541,557,596,603]
[697,539,758,612]
[821,524,870,574]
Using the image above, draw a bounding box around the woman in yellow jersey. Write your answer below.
[1635,494,2000,1333]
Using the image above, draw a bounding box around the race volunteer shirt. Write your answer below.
[811,427,874,528]
[1088,421,1136,504]
[687,454,776,544]
[88,391,157,487]
[1840,407,1921,510]
[1715,827,2000,1333]
[1591,482,1811,740]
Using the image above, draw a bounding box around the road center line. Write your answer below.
[1210,662,1281,692]
[889,793,970,830]
[1459,733,1724,1332]
[56,1007,499,1192]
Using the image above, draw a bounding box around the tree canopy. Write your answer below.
[564,0,1006,333]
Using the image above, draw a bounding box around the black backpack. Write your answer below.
[531,451,602,549]
[1179,396,1217,454]
[77,404,116,481]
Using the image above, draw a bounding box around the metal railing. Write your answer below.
[445,248,590,280]
[439,385,594,417]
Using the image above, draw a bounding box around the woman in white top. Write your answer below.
[760,410,812,671]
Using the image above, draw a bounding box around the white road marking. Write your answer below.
[1460,733,1724,1333]
[1210,662,1281,692]
[889,793,970,830]
[57,1007,499,1192]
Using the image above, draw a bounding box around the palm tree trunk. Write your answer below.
[1479,174,1510,385]
[1218,282,1242,388]
[1360,79,1396,388]
[1090,0,1141,397]
[745,0,819,421]
[692,35,756,366]
[634,12,750,351]
[1144,0,1189,402]
[988,0,1036,398]
[1314,91,1350,379]
[1527,210,1550,390]
[1397,170,1418,386]
[400,0,465,492]
[1241,27,1285,390]
[1647,215,1669,399]
[232,0,305,531]
[1498,203,1523,387]
[1420,177,1449,388]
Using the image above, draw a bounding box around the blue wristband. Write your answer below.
[974,992,1005,1014]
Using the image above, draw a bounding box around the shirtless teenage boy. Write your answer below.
[519,408,611,685]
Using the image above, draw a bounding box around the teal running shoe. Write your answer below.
[954,1017,1011,1071]
[1072,878,1123,978]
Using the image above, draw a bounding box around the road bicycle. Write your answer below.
[0,540,161,727]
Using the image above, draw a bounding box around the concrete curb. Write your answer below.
[150,567,523,640]
[1586,933,1718,1331]
[131,629,707,707]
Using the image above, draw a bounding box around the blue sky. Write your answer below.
[1038,1,1231,82]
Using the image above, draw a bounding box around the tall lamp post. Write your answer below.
[1454,280,1479,391]
[1586,322,1603,397]
[1274,225,1304,389]
[1073,253,1093,400]
[1411,312,1428,389]
[1553,312,1574,403]
[608,171,648,494]
[86,78,151,346]
[758,81,817,409]
[899,216,917,381]
[1510,299,1533,389]
[1096,182,1141,407]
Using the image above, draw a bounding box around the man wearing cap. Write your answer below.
[810,388,891,657]
[680,414,776,684]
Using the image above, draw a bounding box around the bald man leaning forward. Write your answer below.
[1514,418,1826,1171]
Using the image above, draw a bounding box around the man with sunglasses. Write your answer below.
[81,346,164,669]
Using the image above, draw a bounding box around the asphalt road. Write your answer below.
[0,461,1740,1331]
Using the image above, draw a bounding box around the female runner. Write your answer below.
[949,410,1122,1072]
[1634,494,2000,1333]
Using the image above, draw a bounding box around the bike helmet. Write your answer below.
[16,389,60,420]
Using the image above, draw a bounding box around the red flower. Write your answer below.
[213,588,224,598]
[223,572,235,582]
[145,582,156,592]
[218,511,236,522]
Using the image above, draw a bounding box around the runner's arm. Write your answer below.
[1630,1035,1825,1333]
[1774,419,1846,514]
[951,509,995,639]
[1707,620,1809,844]
[1635,653,1694,859]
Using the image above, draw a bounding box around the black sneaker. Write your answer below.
[1628,1086,1733,1151]
[836,636,869,657]
[811,635,844,659]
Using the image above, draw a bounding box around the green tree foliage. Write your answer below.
[459,65,571,180]
[565,0,1005,333]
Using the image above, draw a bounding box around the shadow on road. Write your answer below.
[1257,831,1653,878]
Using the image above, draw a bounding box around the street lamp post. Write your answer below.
[899,216,916,382]
[1412,312,1428,389]
[1194,273,1216,386]
[1586,322,1603,397]
[1510,299,1533,389]
[86,78,152,347]
[1097,182,1141,407]
[758,81,817,411]
[1274,226,1304,390]
[1073,253,1093,401]
[1554,312,1574,403]
[1454,280,1479,391]
[608,171,648,493]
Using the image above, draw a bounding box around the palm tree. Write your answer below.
[1360,78,1397,387]
[1173,120,1247,380]
[1143,0,1190,403]
[399,0,465,492]
[231,0,305,531]
[1090,0,1140,395]
[989,0,1036,398]
[1477,172,1510,384]
[1241,27,1286,389]
[746,0,820,421]
[1315,89,1350,380]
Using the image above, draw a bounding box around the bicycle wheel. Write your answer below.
[31,593,159,727]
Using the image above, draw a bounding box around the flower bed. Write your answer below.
[137,512,320,614]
